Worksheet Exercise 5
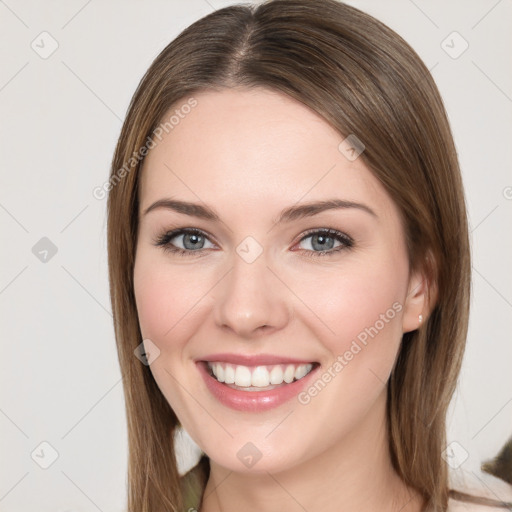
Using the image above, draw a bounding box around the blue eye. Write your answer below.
[154,227,353,257]
[154,228,215,257]
[295,229,353,257]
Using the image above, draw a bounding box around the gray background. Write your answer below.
[1,0,511,510]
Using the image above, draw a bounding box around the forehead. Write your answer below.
[138,87,397,223]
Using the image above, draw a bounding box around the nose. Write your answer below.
[213,250,292,339]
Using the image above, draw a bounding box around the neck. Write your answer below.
[200,390,424,512]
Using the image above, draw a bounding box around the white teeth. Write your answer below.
[234,365,252,387]
[208,362,314,389]
[215,364,225,383]
[269,365,283,385]
[251,366,269,387]
[283,365,295,383]
[224,365,235,384]
[294,364,308,380]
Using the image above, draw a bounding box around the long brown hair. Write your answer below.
[106,1,501,510]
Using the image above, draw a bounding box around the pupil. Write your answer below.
[312,234,334,251]
[184,233,203,250]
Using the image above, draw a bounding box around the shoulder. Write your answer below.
[448,472,512,511]
[448,499,503,511]
[180,454,210,511]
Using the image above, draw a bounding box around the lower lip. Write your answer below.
[197,361,319,412]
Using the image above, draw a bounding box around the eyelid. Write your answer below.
[155,227,217,242]
[153,226,353,257]
[291,227,354,256]
[296,227,353,245]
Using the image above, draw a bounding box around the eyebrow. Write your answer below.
[142,198,377,222]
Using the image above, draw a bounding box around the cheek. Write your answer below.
[133,254,210,417]
[289,257,407,438]
[133,254,209,346]
[291,254,406,361]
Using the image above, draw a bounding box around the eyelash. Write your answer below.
[153,227,354,258]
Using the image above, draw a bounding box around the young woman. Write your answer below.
[106,0,512,510]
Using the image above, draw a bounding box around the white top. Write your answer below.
[447,471,512,511]
[448,498,508,511]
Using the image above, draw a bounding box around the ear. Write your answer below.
[402,257,437,333]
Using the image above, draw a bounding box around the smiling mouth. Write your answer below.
[204,361,319,391]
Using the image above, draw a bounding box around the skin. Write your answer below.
[134,87,429,512]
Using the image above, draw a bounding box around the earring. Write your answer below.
[418,314,423,325]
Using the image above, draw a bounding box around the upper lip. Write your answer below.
[197,353,317,366]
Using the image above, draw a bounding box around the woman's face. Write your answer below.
[134,87,425,474]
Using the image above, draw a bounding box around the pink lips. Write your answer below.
[196,354,319,412]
